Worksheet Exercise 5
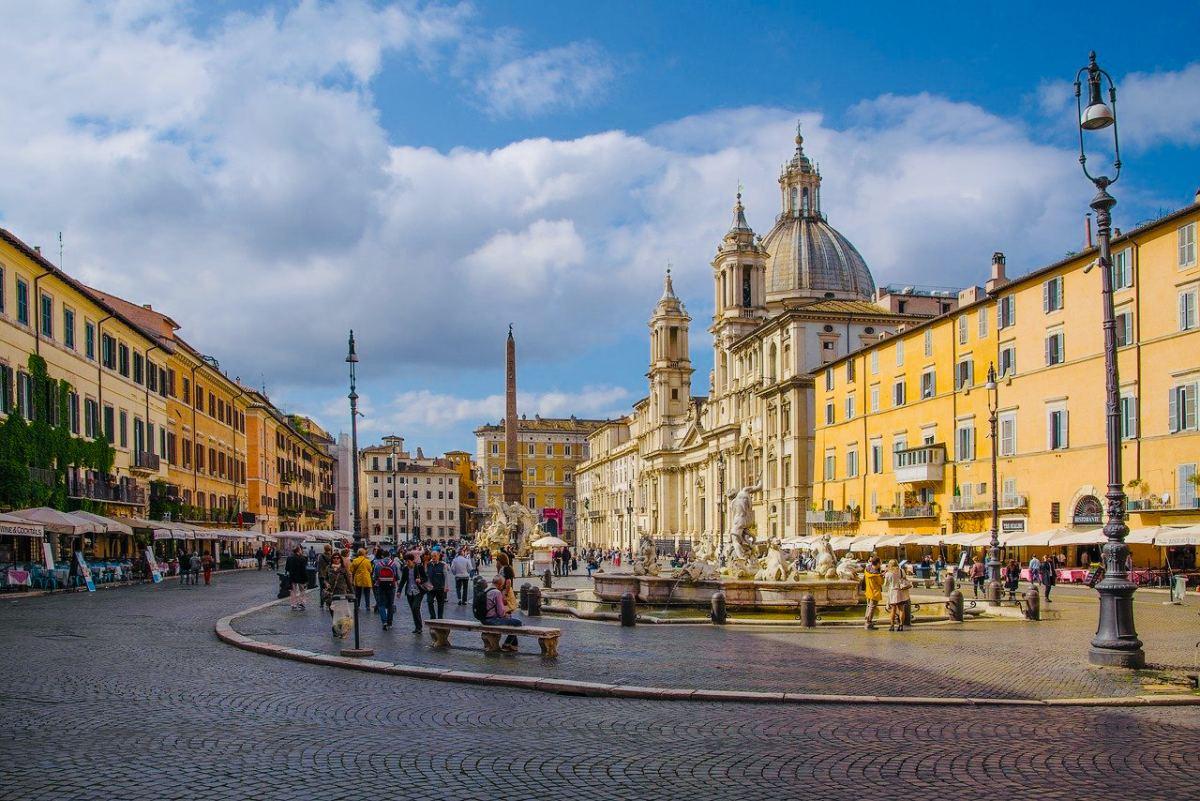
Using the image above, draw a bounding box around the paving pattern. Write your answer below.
[2,570,1199,800]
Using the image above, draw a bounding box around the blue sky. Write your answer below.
[2,1,1198,454]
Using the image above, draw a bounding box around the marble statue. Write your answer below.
[754,538,795,582]
[631,533,661,577]
[835,554,861,582]
[812,534,839,579]
[725,480,763,561]
[476,498,541,557]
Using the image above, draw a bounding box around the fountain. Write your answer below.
[593,482,861,611]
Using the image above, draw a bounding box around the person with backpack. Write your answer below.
[482,575,521,651]
[396,551,429,634]
[372,550,399,630]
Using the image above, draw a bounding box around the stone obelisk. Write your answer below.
[501,324,523,505]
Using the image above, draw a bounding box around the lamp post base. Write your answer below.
[1087,645,1144,669]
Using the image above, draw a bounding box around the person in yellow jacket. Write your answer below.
[862,556,884,630]
[350,548,373,613]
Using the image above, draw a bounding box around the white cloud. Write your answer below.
[476,42,615,118]
[360,385,631,433]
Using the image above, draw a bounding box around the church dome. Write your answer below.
[760,126,876,301]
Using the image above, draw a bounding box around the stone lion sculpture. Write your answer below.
[835,554,861,582]
[812,534,838,579]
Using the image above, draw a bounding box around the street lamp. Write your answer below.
[390,444,399,546]
[346,331,362,546]
[626,484,634,554]
[1073,51,1143,669]
[716,452,726,565]
[984,363,1002,604]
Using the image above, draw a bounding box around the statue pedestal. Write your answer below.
[593,575,860,610]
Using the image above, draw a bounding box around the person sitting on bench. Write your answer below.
[484,575,522,652]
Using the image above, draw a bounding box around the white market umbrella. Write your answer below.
[9,507,100,536]
[1152,524,1200,547]
[0,512,45,538]
[70,510,134,536]
[531,535,569,548]
[1046,528,1106,546]
[848,535,885,552]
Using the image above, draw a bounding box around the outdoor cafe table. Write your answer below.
[1058,568,1088,583]
[1,567,31,587]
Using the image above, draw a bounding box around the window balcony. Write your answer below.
[1128,496,1200,512]
[876,503,938,520]
[949,494,1029,513]
[131,451,161,475]
[806,509,860,526]
[68,476,146,507]
[893,444,945,484]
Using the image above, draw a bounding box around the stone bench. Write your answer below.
[426,619,561,658]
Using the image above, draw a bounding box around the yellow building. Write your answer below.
[475,416,606,542]
[245,391,335,535]
[444,449,481,535]
[0,228,168,539]
[811,200,1200,570]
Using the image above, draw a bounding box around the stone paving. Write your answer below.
[2,569,1199,799]
[236,574,1200,700]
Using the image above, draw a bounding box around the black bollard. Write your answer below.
[988,579,1003,607]
[527,586,542,617]
[542,568,553,589]
[710,591,727,624]
[1024,586,1041,621]
[947,590,963,622]
[620,592,637,627]
[942,573,956,597]
[519,582,531,612]
[799,593,817,628]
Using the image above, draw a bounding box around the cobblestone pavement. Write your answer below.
[238,575,1200,700]
[3,570,1200,800]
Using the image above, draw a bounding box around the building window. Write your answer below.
[133,352,144,385]
[923,329,933,357]
[1119,394,1137,440]
[955,424,975,461]
[1180,289,1197,331]
[870,351,878,375]
[955,359,973,390]
[103,405,114,444]
[1180,222,1197,268]
[101,334,116,369]
[1180,464,1198,507]
[85,321,96,360]
[823,452,835,481]
[958,315,968,345]
[1115,310,1134,347]
[1168,383,1198,433]
[1048,408,1069,450]
[824,368,833,391]
[920,370,935,400]
[999,344,1016,378]
[977,308,988,339]
[39,293,53,339]
[845,395,855,420]
[846,449,859,478]
[999,412,1017,457]
[1043,276,1064,313]
[118,410,128,448]
[16,278,29,325]
[870,441,883,474]
[895,339,904,366]
[997,295,1016,329]
[63,307,75,349]
[565,444,572,457]
[824,402,834,426]
[892,379,906,407]
[118,344,129,377]
[869,386,879,413]
[1045,331,1065,366]
[1111,247,1132,289]
[846,360,856,382]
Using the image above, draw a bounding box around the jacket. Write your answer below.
[324,565,352,597]
[485,586,507,619]
[397,563,428,597]
[863,567,884,602]
[349,555,373,588]
[426,561,448,590]
[882,569,911,605]
[284,554,308,583]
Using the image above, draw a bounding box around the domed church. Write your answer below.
[577,127,926,551]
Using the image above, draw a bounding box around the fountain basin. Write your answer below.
[592,574,861,609]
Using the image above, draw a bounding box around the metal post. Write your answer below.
[799,593,816,628]
[346,331,362,546]
[391,446,398,545]
[717,453,726,566]
[619,592,636,626]
[710,590,727,624]
[986,364,1002,603]
[1073,52,1143,668]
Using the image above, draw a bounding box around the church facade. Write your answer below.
[576,129,923,551]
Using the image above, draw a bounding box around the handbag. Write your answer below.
[504,585,518,611]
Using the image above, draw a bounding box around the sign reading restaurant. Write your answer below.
[1072,496,1104,526]
[1001,518,1026,534]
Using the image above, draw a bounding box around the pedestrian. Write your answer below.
[863,556,884,630]
[373,550,399,630]
[317,545,332,602]
[1028,555,1042,590]
[483,575,521,651]
[882,559,911,632]
[397,552,428,634]
[350,548,373,613]
[933,555,946,584]
[177,549,189,585]
[1039,557,1056,602]
[425,550,448,620]
[285,547,309,610]
[1003,558,1021,599]
[450,548,473,605]
[254,546,264,571]
[496,552,518,612]
[189,552,201,585]
[969,556,985,598]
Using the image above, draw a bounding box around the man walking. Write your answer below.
[425,550,448,620]
[254,546,264,571]
[285,546,309,610]
[483,575,521,652]
[450,548,473,605]
[970,556,986,598]
[190,552,202,586]
[397,552,428,634]
[373,550,399,630]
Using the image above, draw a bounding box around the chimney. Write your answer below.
[985,251,1008,295]
[1085,213,1094,249]
[33,245,41,254]
[142,304,153,310]
[1194,187,1200,204]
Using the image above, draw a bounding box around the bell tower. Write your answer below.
[710,191,767,394]
[647,269,693,427]
[779,122,822,220]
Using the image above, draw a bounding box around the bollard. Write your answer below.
[947,590,964,622]
[1024,586,1041,621]
[710,591,727,624]
[988,579,1002,607]
[519,582,531,612]
[527,585,542,617]
[620,592,637,627]
[799,593,817,628]
[942,573,956,597]
[542,568,553,589]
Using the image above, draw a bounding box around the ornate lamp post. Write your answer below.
[1073,51,1143,668]
[984,363,1002,604]
[716,452,726,565]
[626,484,634,554]
[390,444,399,545]
[346,331,362,546]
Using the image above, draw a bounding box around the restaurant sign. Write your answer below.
[1001,518,1026,534]
[1072,496,1104,526]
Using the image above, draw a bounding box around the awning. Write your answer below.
[531,535,569,548]
[0,512,45,538]
[1153,524,1200,547]
[1046,528,1106,546]
[827,536,858,551]
[70,510,134,536]
[8,507,100,535]
[874,534,918,548]
[908,534,948,546]
[847,535,885,552]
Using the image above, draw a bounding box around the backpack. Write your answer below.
[472,583,489,622]
[376,559,396,583]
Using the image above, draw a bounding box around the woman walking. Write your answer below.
[285,546,309,611]
[350,548,373,613]
[882,559,912,632]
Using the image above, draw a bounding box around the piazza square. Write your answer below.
[0,2,1199,799]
